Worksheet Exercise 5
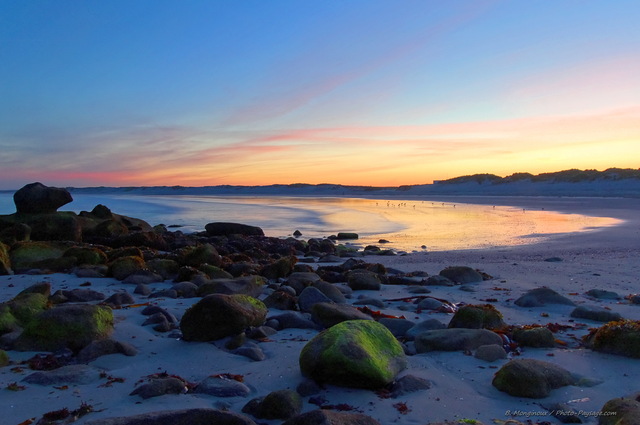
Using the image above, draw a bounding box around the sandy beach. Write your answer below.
[1,196,639,425]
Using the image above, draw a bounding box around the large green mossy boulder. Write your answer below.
[6,292,50,324]
[448,304,506,330]
[180,294,267,341]
[583,320,640,358]
[492,359,576,398]
[9,241,68,272]
[16,304,114,352]
[299,320,407,389]
[15,212,83,242]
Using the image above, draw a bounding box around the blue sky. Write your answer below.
[1,1,639,189]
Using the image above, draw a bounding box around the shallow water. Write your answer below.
[0,192,621,252]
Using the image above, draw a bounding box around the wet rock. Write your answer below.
[570,305,623,322]
[378,318,416,338]
[197,275,266,298]
[585,289,621,300]
[102,291,136,306]
[405,319,447,340]
[109,255,147,281]
[387,374,431,397]
[300,320,407,389]
[492,358,576,398]
[514,287,576,307]
[178,243,222,268]
[414,328,503,352]
[417,298,445,310]
[23,364,103,385]
[263,289,298,310]
[267,311,318,330]
[85,409,258,425]
[347,269,382,291]
[298,286,333,312]
[439,266,483,284]
[180,294,267,341]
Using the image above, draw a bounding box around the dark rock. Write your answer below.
[336,232,359,240]
[192,376,252,397]
[133,283,152,296]
[474,344,507,362]
[0,222,31,245]
[388,374,431,397]
[13,182,73,214]
[171,281,199,298]
[130,377,187,399]
[570,305,623,322]
[425,275,455,286]
[512,326,556,348]
[180,294,267,341]
[77,338,138,362]
[282,409,381,425]
[148,288,178,299]
[313,280,347,303]
[311,302,373,328]
[544,257,563,262]
[405,319,447,340]
[243,389,302,420]
[9,241,67,272]
[417,298,445,310]
[599,396,640,425]
[514,287,576,307]
[347,269,382,291]
[286,272,322,294]
[197,275,266,298]
[492,358,576,398]
[0,242,12,275]
[85,409,258,425]
[179,243,222,268]
[267,311,318,330]
[57,288,105,302]
[585,289,621,300]
[102,291,136,306]
[299,320,407,389]
[353,297,385,308]
[63,246,107,265]
[205,222,264,236]
[448,304,506,330]
[109,255,147,281]
[261,256,297,280]
[147,258,180,279]
[439,266,483,283]
[414,328,503,352]
[298,286,332,312]
[233,343,266,361]
[378,318,416,338]
[263,289,299,310]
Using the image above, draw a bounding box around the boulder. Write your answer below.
[514,287,576,307]
[599,396,640,425]
[311,302,373,328]
[336,232,359,240]
[299,319,407,389]
[9,241,67,272]
[205,222,264,236]
[474,344,507,362]
[77,338,138,362]
[261,256,297,279]
[448,304,506,330]
[570,305,623,323]
[178,244,222,268]
[180,294,267,341]
[192,376,252,398]
[196,275,266,298]
[512,326,556,348]
[347,269,382,291]
[286,272,322,294]
[492,359,576,398]
[18,212,82,242]
[15,304,114,352]
[243,389,302,420]
[22,364,103,385]
[439,266,484,284]
[109,255,147,280]
[414,328,503,352]
[583,320,640,358]
[13,182,73,214]
[282,409,381,425]
[63,246,107,265]
[0,222,31,244]
[130,377,187,399]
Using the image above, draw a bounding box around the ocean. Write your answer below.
[0,192,620,252]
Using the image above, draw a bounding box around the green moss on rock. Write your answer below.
[299,319,407,389]
[0,242,11,274]
[109,255,147,280]
[583,320,640,358]
[63,246,107,265]
[0,349,9,367]
[9,241,67,272]
[448,304,506,330]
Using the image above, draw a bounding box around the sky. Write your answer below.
[1,1,639,189]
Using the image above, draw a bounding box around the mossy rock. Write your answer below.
[439,266,484,284]
[0,349,9,367]
[448,304,506,330]
[199,264,233,279]
[179,244,222,268]
[583,320,640,358]
[63,246,107,265]
[17,212,83,242]
[16,304,114,352]
[196,275,266,298]
[9,241,67,272]
[0,305,19,334]
[261,256,297,280]
[107,246,144,261]
[109,255,147,280]
[492,359,575,398]
[6,292,50,325]
[147,258,180,279]
[299,319,407,389]
[0,241,11,274]
[512,326,555,348]
[180,294,267,341]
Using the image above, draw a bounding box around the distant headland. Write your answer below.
[4,168,640,198]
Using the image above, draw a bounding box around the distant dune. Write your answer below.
[5,168,638,198]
